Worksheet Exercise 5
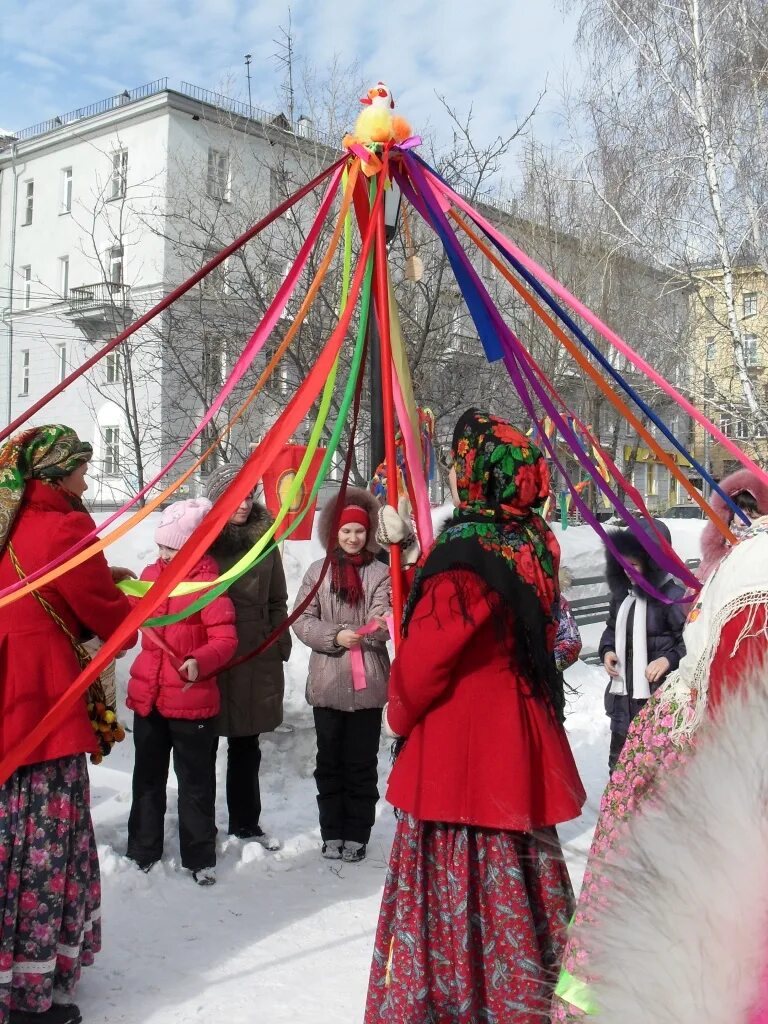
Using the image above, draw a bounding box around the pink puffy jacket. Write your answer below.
[127,555,238,720]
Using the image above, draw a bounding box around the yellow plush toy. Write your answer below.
[343,81,412,149]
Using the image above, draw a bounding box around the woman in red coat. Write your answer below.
[365,409,586,1024]
[0,425,135,1024]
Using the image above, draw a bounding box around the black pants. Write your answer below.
[127,709,217,872]
[313,707,382,845]
[608,730,627,774]
[224,735,262,834]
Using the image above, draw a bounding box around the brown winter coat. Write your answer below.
[209,503,291,736]
[292,486,391,711]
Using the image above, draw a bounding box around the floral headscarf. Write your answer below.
[404,409,565,717]
[0,425,93,552]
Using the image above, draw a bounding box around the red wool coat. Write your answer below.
[0,480,135,767]
[127,555,237,720]
[386,570,586,831]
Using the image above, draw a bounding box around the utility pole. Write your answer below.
[244,54,253,115]
[272,8,296,125]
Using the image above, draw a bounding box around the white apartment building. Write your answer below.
[0,79,333,505]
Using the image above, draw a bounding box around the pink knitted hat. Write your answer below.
[155,498,212,551]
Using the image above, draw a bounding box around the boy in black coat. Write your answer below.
[599,519,687,772]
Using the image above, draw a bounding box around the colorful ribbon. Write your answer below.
[349,615,394,691]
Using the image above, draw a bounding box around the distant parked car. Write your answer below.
[664,504,705,519]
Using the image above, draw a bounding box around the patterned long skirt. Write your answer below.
[551,692,692,1022]
[0,756,101,1021]
[365,815,575,1024]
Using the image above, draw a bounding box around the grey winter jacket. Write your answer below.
[292,558,391,711]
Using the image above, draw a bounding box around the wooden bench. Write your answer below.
[570,558,700,665]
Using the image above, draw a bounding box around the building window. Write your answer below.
[61,168,72,214]
[745,333,759,367]
[106,351,122,383]
[22,180,33,225]
[57,343,67,383]
[59,256,69,299]
[109,246,123,286]
[703,375,714,399]
[706,336,716,363]
[744,292,758,318]
[736,418,748,439]
[20,350,29,396]
[705,294,715,315]
[104,427,120,476]
[647,462,657,496]
[21,266,31,309]
[111,149,128,200]
[206,148,231,202]
[720,414,732,437]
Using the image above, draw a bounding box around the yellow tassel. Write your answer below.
[384,937,395,987]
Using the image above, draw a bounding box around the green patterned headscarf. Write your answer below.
[0,424,93,552]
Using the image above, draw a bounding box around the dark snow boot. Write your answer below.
[342,842,366,863]
[321,839,343,860]
[11,1004,82,1024]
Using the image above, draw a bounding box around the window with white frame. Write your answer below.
[720,414,732,437]
[206,148,231,202]
[111,149,128,200]
[61,168,72,214]
[20,350,29,396]
[21,266,31,309]
[59,256,69,299]
[104,427,120,476]
[106,351,122,383]
[745,333,759,367]
[736,419,748,439]
[57,343,67,383]
[744,292,758,318]
[706,336,716,363]
[109,246,123,286]
[22,180,33,225]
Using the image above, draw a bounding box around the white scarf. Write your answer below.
[611,592,650,700]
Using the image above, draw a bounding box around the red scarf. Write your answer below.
[330,548,374,606]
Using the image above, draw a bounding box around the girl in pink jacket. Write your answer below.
[126,498,238,886]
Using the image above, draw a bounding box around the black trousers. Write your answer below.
[224,735,262,834]
[608,730,627,774]
[127,709,217,872]
[313,707,382,845]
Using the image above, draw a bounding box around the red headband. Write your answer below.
[339,505,369,531]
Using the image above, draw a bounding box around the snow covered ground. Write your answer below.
[76,511,704,1023]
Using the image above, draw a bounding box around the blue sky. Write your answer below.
[1,0,580,169]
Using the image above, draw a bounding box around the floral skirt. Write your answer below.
[551,692,692,1022]
[0,756,101,1020]
[365,814,575,1024]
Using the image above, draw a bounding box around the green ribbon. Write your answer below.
[132,200,372,626]
[554,967,600,1016]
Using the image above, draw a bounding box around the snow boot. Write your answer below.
[321,839,343,860]
[342,842,366,863]
[11,1004,82,1024]
[230,826,281,850]
[192,867,216,886]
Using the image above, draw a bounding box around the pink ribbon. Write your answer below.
[390,359,434,549]
[349,615,394,691]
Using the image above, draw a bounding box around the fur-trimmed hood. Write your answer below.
[604,519,673,598]
[317,487,382,553]
[586,664,768,1024]
[699,469,768,581]
[208,500,273,559]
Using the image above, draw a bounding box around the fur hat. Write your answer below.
[317,487,382,553]
[604,519,672,596]
[204,463,243,504]
[156,498,212,550]
[699,468,768,581]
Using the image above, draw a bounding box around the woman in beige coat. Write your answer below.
[206,466,291,849]
[292,487,391,864]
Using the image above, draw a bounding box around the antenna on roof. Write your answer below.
[272,7,296,126]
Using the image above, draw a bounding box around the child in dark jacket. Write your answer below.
[600,519,686,773]
[126,498,238,886]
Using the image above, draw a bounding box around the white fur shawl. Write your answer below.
[587,666,768,1024]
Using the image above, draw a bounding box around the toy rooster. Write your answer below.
[343,82,412,150]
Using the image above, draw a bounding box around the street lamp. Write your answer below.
[369,178,403,478]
